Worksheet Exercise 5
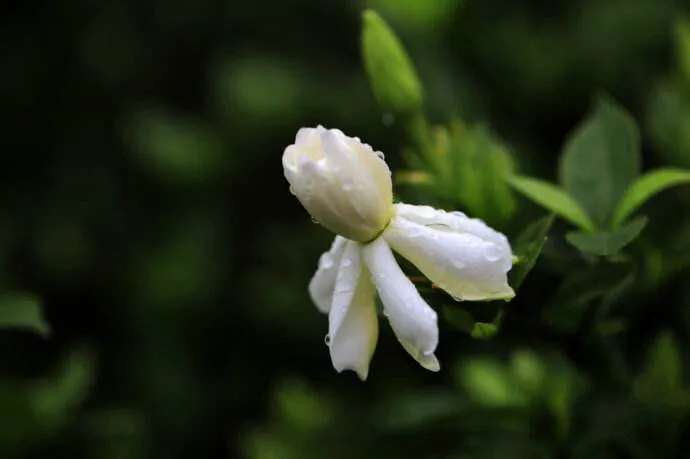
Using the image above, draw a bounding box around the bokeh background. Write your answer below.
[4,0,690,458]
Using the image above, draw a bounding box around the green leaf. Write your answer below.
[559,95,641,227]
[458,359,525,407]
[509,215,554,290]
[0,293,50,337]
[377,390,463,431]
[32,346,96,429]
[470,322,498,339]
[543,261,634,332]
[612,168,690,226]
[451,123,517,226]
[361,9,423,116]
[633,331,686,408]
[566,216,647,256]
[442,306,474,332]
[509,176,595,231]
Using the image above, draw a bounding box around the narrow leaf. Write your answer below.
[633,331,685,408]
[509,176,595,231]
[612,168,690,226]
[0,293,50,337]
[559,95,641,227]
[566,216,647,256]
[509,215,554,290]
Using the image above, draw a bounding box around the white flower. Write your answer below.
[283,126,515,380]
[282,126,393,242]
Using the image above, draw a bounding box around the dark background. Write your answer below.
[3,0,690,458]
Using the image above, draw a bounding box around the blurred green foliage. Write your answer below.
[4,1,690,458]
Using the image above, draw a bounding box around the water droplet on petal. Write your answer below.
[324,334,331,346]
[341,258,352,267]
[382,113,395,126]
[288,186,296,195]
[321,256,333,269]
[311,217,320,225]
[375,151,385,160]
[342,178,354,191]
[484,243,503,262]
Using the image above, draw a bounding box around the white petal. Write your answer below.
[384,204,515,301]
[362,237,439,372]
[328,241,378,380]
[308,236,348,313]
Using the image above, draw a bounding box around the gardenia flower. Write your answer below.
[283,126,515,380]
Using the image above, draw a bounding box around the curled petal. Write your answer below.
[308,236,348,313]
[328,241,378,380]
[362,237,439,372]
[384,204,515,301]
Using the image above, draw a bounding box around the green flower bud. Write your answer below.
[361,9,423,117]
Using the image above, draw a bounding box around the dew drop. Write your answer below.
[321,256,333,269]
[311,217,320,224]
[342,178,354,191]
[484,243,503,262]
[382,113,395,126]
[375,151,385,160]
[288,185,296,195]
[341,258,352,268]
[324,334,331,346]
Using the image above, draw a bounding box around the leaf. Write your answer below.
[612,168,690,226]
[509,176,595,231]
[361,9,423,115]
[32,347,96,428]
[633,331,686,408]
[377,390,463,431]
[458,124,517,225]
[509,215,555,290]
[442,306,474,332]
[470,322,498,339]
[394,170,433,186]
[566,216,648,256]
[543,261,634,332]
[0,293,50,337]
[458,359,525,407]
[559,95,641,227]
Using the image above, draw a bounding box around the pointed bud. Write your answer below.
[361,10,423,117]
